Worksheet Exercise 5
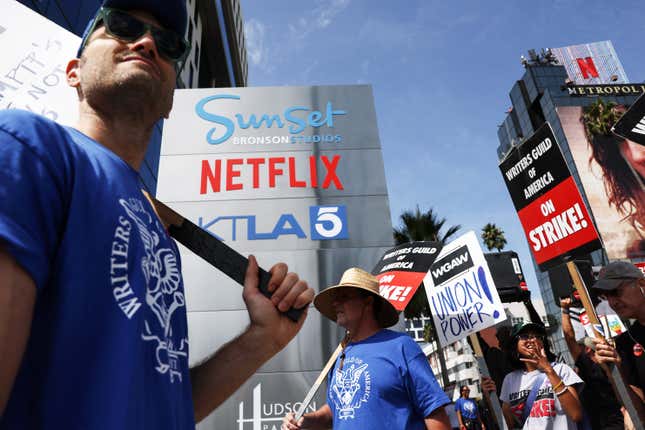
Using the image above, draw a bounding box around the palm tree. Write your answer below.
[394,206,460,389]
[583,98,622,137]
[393,206,461,318]
[481,223,507,252]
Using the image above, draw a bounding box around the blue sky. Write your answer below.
[241,0,644,301]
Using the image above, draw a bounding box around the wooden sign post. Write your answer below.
[469,334,508,430]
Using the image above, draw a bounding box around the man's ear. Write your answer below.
[66,58,81,88]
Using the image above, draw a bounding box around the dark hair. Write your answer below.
[505,332,557,370]
[582,101,645,231]
[460,385,469,392]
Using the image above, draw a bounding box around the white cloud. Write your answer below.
[244,18,272,72]
[289,0,350,40]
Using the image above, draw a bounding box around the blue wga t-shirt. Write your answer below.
[455,397,479,420]
[0,110,194,429]
[327,329,450,429]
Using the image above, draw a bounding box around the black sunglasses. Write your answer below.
[517,333,543,342]
[81,8,190,64]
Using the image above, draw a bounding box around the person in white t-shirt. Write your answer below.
[498,322,584,429]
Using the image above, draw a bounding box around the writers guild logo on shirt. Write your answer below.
[110,198,188,383]
[331,357,371,420]
[463,401,476,414]
[237,383,317,429]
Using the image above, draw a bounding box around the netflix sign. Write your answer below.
[499,123,601,270]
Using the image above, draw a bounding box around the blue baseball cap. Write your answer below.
[77,0,188,58]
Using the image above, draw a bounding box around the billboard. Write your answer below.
[156,85,393,429]
[499,123,601,270]
[551,41,628,85]
[557,105,645,260]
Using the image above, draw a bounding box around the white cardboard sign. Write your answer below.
[423,231,506,345]
[0,0,79,125]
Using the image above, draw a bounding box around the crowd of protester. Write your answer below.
[470,261,645,430]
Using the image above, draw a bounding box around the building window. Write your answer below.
[511,317,524,325]
[188,21,193,42]
[189,63,194,88]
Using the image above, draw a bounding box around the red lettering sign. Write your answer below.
[517,177,599,266]
[376,271,426,311]
[576,57,599,79]
[199,155,344,194]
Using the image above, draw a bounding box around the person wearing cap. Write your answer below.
[0,1,313,428]
[282,267,451,429]
[496,322,583,429]
[560,297,624,430]
[591,261,645,420]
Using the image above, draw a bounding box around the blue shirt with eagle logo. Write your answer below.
[0,110,194,429]
[327,329,450,429]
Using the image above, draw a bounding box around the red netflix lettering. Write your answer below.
[309,156,318,188]
[268,157,285,188]
[576,57,599,79]
[321,155,343,190]
[199,155,344,193]
[289,157,306,187]
[226,158,243,190]
[200,159,221,194]
[247,158,265,188]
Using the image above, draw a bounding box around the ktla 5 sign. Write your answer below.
[198,205,348,241]
[499,123,601,269]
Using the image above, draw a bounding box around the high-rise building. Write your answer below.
[17,0,248,193]
[497,41,641,358]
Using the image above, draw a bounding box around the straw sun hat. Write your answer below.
[314,267,399,328]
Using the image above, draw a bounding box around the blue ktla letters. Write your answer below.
[197,206,348,241]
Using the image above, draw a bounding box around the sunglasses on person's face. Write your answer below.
[517,333,543,342]
[81,8,190,64]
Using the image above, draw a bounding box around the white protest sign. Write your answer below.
[423,231,506,345]
[0,0,79,125]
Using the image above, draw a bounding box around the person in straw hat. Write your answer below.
[282,267,451,429]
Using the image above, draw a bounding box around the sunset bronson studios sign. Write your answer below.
[499,123,602,270]
[156,85,393,429]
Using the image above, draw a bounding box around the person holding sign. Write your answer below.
[591,261,645,422]
[0,0,314,428]
[282,268,451,429]
[560,297,624,430]
[497,322,584,429]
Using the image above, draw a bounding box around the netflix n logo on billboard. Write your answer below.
[576,57,599,80]
[499,123,601,270]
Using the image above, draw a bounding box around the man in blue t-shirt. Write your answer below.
[0,1,314,428]
[454,386,484,430]
[282,268,451,429]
